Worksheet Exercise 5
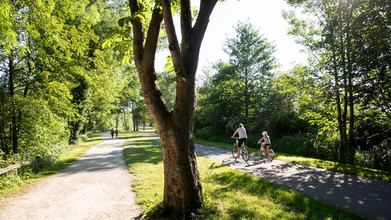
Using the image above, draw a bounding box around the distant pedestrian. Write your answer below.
[115,129,119,138]
[111,128,114,138]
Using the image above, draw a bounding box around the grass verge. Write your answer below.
[34,133,104,177]
[124,136,362,219]
[0,133,103,197]
[195,138,391,183]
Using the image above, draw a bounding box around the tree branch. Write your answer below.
[192,0,218,52]
[180,0,192,48]
[129,0,172,122]
[162,0,187,79]
[128,0,144,64]
[144,6,164,68]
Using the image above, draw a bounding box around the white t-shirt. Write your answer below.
[237,127,247,139]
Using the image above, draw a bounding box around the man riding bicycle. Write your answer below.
[231,123,247,158]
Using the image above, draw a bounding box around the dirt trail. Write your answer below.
[0,133,141,220]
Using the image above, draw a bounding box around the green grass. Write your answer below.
[0,133,103,197]
[117,130,150,139]
[124,136,363,219]
[195,138,391,183]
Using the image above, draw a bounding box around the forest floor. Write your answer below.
[0,133,142,220]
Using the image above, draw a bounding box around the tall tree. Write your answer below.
[127,0,218,217]
[0,0,99,158]
[284,0,391,161]
[224,21,277,118]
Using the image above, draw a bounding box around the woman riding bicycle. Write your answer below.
[231,123,247,158]
[257,131,271,152]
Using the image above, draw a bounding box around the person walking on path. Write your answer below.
[111,128,114,138]
[231,123,247,158]
[115,129,119,138]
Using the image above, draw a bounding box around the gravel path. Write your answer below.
[0,133,141,220]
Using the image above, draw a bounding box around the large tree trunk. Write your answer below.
[69,121,80,145]
[128,0,217,217]
[159,121,202,215]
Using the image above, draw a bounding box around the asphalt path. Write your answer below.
[139,132,391,220]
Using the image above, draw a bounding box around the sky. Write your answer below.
[156,0,308,74]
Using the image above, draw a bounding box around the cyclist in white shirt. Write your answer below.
[231,123,247,158]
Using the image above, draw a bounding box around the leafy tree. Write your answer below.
[352,0,391,119]
[196,61,240,135]
[284,0,391,162]
[0,0,99,161]
[126,0,219,216]
[196,21,277,138]
[224,21,277,118]
[74,0,135,135]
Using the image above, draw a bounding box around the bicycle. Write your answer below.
[232,137,250,162]
[257,144,275,162]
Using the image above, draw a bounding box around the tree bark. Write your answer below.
[128,0,218,217]
[0,104,9,154]
[346,18,355,156]
[123,110,128,131]
[326,8,345,161]
[8,52,19,154]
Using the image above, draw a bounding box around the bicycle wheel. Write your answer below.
[258,148,265,159]
[232,144,238,159]
[242,145,250,162]
[268,149,275,161]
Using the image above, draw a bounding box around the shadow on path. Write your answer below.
[136,132,390,220]
[194,143,391,220]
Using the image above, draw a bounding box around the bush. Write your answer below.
[353,110,391,171]
[195,127,231,144]
[355,140,391,171]
[269,111,309,139]
[273,134,312,156]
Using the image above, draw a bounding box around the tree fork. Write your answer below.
[129,0,218,217]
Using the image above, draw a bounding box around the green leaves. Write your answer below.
[118,16,132,27]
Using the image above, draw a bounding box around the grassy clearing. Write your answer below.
[0,133,103,197]
[195,138,391,183]
[124,136,362,219]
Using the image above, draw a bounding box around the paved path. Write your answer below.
[0,133,141,220]
[139,132,391,220]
